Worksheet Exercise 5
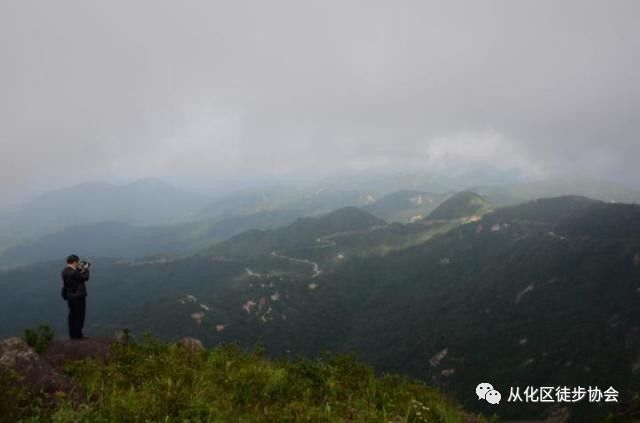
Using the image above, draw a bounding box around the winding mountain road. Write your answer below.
[271,250,321,278]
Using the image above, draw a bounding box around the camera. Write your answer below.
[78,260,91,271]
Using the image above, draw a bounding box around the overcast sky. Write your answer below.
[1,1,638,206]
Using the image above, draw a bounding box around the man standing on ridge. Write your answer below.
[61,254,90,340]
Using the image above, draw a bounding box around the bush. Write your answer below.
[23,325,54,354]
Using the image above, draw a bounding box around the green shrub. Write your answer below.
[23,324,54,354]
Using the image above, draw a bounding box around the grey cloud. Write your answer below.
[1,0,639,205]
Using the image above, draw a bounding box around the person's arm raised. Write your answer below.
[73,268,90,282]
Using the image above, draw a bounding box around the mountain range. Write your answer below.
[0,179,210,253]
[1,191,639,420]
[364,190,450,223]
[3,175,638,269]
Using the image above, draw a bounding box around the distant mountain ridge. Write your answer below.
[207,206,386,258]
[197,187,372,220]
[3,175,637,265]
[364,190,450,222]
[471,177,640,205]
[426,191,491,220]
[0,179,211,254]
[0,210,303,268]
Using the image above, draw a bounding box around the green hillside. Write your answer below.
[364,190,450,223]
[3,336,474,422]
[207,206,386,258]
[426,191,491,220]
[333,198,640,419]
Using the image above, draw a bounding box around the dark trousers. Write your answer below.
[67,297,86,339]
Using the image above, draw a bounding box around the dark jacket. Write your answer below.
[61,267,90,299]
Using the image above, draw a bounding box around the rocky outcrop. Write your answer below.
[0,335,208,405]
[0,337,77,400]
[0,337,116,403]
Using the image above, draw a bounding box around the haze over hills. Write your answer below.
[315,168,529,197]
[0,180,378,265]
[364,190,450,223]
[0,178,211,253]
[2,174,638,269]
[19,178,210,225]
[0,183,385,267]
[197,186,375,221]
[471,177,640,206]
[0,210,304,269]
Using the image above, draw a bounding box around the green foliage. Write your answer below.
[30,339,470,422]
[24,324,54,354]
[0,368,30,421]
[426,191,490,220]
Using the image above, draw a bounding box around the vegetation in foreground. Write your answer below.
[4,336,476,423]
